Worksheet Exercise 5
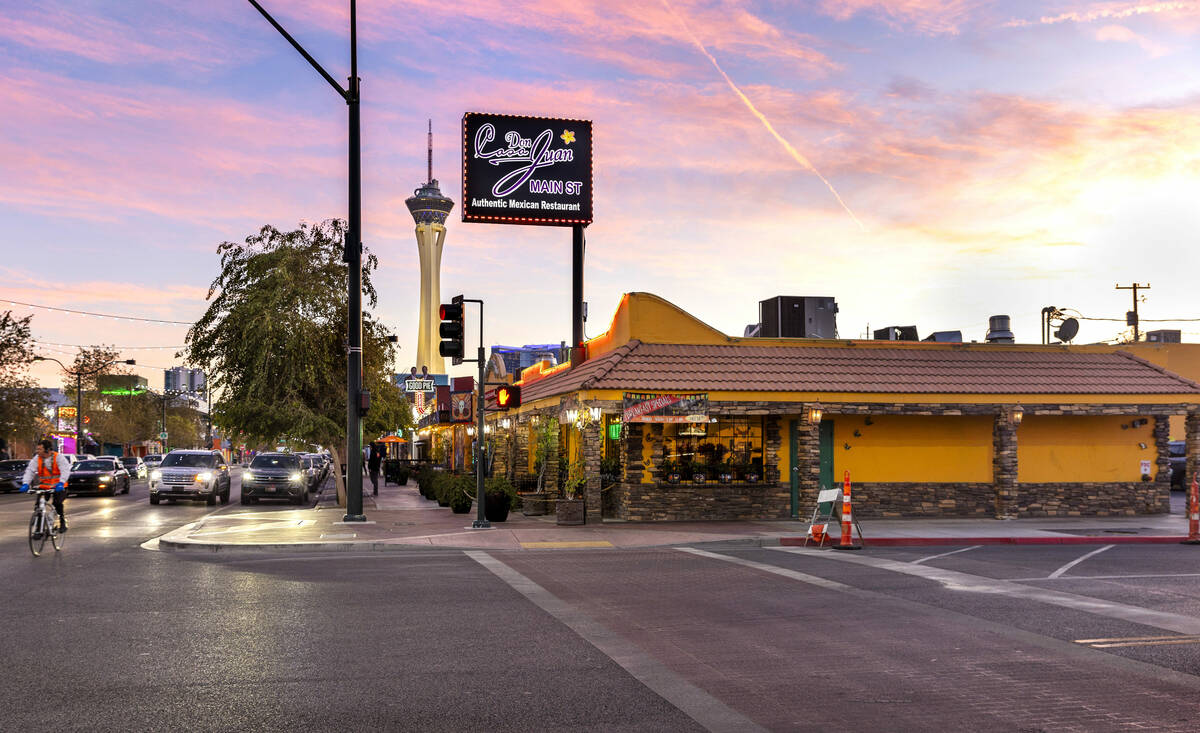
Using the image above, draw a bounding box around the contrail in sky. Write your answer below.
[660,0,866,231]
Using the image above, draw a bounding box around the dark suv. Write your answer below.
[241,453,311,505]
[1169,441,1186,491]
[149,450,231,505]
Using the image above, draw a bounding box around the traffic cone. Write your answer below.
[1183,474,1200,545]
[833,470,862,551]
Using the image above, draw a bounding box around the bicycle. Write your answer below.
[28,488,65,557]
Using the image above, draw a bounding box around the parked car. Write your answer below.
[0,459,28,492]
[65,458,131,496]
[143,454,164,470]
[149,450,231,506]
[241,453,310,505]
[1169,440,1186,491]
[121,456,148,480]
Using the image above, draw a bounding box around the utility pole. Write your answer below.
[1116,283,1149,343]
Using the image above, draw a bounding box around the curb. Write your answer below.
[780,535,1190,547]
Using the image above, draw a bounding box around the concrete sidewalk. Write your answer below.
[151,481,1200,553]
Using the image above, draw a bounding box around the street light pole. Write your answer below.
[34,355,136,454]
[247,0,366,521]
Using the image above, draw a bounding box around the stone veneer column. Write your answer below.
[1153,416,1171,512]
[582,421,602,523]
[797,414,821,509]
[993,410,1018,518]
[619,422,644,520]
[764,416,782,483]
[1187,412,1200,494]
[543,418,560,492]
[514,421,530,483]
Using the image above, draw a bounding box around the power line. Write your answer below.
[3,298,193,325]
[34,340,184,351]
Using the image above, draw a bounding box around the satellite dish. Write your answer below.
[1054,317,1079,343]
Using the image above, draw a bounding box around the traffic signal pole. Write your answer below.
[440,295,489,529]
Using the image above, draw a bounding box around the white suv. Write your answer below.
[149,450,231,505]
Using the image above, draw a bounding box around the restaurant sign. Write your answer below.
[404,378,435,393]
[462,112,593,227]
[622,393,709,424]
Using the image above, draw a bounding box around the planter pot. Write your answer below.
[719,473,733,484]
[485,492,511,522]
[666,473,681,484]
[437,498,450,507]
[450,499,472,514]
[520,492,549,516]
[556,498,585,525]
[692,472,707,484]
[744,473,759,484]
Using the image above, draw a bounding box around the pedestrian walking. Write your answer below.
[368,441,382,496]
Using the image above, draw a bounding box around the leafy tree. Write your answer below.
[0,312,50,454]
[185,220,411,493]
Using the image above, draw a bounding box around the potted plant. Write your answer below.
[557,458,586,525]
[718,455,734,484]
[449,474,474,514]
[660,457,681,484]
[433,471,454,507]
[484,476,515,522]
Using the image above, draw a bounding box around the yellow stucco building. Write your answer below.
[474,293,1200,523]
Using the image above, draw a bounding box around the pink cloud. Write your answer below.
[1003,1,1199,28]
[1095,23,1172,55]
[814,0,988,34]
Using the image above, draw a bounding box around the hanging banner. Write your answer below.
[450,391,474,423]
[462,112,593,227]
[622,393,709,423]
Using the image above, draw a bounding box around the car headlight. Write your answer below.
[289,472,303,483]
[150,470,161,481]
[243,471,254,481]
[100,474,112,481]
[196,471,213,482]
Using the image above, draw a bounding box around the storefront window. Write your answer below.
[663,418,764,476]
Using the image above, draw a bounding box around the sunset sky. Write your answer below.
[4,0,1200,388]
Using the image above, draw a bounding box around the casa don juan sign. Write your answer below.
[462,112,593,226]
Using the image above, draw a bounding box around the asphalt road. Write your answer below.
[2,478,1200,731]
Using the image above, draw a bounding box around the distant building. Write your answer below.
[490,344,562,380]
[164,367,205,394]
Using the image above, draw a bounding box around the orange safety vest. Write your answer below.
[35,452,61,489]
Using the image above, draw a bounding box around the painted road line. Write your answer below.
[770,546,1200,635]
[467,550,768,733]
[1048,544,1115,579]
[1090,639,1200,648]
[911,545,982,565]
[1077,634,1200,644]
[678,548,856,592]
[1011,572,1200,582]
[520,541,614,549]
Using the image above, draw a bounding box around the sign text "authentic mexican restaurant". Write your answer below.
[462,112,593,227]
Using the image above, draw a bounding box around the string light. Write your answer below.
[4,299,193,325]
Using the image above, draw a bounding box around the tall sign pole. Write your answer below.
[572,225,585,365]
[246,0,366,520]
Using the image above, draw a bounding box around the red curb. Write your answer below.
[780,536,1190,547]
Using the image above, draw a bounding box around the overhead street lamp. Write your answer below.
[247,0,367,521]
[34,355,136,455]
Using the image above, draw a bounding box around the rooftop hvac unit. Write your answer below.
[922,330,963,343]
[874,326,919,341]
[758,296,838,338]
[1146,329,1181,343]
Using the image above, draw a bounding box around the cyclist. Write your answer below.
[20,439,72,533]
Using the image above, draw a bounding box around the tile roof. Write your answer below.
[517,340,1200,400]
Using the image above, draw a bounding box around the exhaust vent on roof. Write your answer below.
[986,315,1014,343]
[873,326,918,341]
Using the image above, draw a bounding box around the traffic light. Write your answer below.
[439,301,464,364]
[495,384,521,410]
